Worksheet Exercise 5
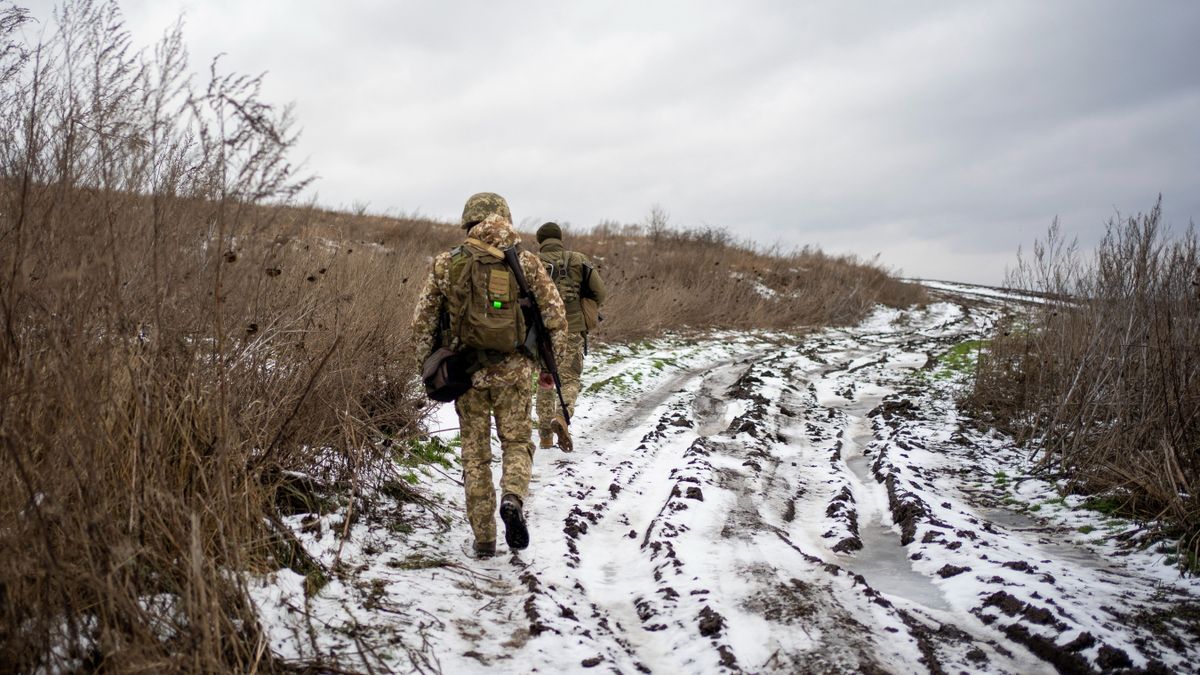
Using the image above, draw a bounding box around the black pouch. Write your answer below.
[421,348,474,402]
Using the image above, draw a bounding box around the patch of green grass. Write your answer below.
[397,436,456,470]
[1081,496,1123,516]
[1078,524,1096,535]
[586,374,617,393]
[933,339,988,380]
[587,372,635,395]
[1151,541,1200,575]
[908,368,931,385]
[604,351,629,366]
[650,356,678,371]
[304,569,327,597]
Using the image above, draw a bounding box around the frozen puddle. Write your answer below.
[843,452,951,612]
[694,360,752,436]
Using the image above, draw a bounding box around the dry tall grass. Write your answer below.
[969,199,1200,565]
[298,216,926,342]
[0,2,429,671]
[0,1,924,671]
[571,223,922,339]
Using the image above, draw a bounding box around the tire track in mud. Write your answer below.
[769,302,1196,674]
[523,316,1013,673]
[516,300,1171,672]
[511,347,770,672]
[290,300,1200,674]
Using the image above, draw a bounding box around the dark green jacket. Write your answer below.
[537,238,607,334]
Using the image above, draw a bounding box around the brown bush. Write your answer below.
[569,223,923,340]
[968,198,1200,565]
[0,3,426,671]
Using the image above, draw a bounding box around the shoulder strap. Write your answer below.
[464,237,506,260]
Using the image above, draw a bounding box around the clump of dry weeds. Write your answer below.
[570,222,923,340]
[969,198,1200,566]
[0,2,426,671]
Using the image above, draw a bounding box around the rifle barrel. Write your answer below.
[504,247,571,425]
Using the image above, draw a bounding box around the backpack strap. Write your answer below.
[464,237,506,260]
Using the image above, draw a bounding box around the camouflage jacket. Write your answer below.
[411,215,568,389]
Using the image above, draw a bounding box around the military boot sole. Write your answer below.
[499,499,529,550]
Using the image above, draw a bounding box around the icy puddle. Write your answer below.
[693,360,753,436]
[843,450,951,612]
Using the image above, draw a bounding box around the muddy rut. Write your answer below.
[261,298,1200,674]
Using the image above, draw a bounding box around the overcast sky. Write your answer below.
[21,1,1200,284]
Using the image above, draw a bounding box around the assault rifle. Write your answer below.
[504,247,570,426]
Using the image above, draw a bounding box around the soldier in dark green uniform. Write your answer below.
[533,222,607,451]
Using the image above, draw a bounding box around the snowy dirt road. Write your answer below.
[253,291,1200,674]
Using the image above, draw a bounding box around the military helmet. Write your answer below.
[461,192,512,229]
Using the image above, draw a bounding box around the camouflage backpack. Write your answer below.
[447,238,526,354]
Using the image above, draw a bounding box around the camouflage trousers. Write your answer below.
[454,378,535,544]
[536,332,586,433]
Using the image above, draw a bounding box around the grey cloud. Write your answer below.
[19,0,1200,283]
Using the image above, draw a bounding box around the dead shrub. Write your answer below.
[0,3,425,671]
[969,198,1200,566]
[559,222,925,341]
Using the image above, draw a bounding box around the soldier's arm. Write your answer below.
[409,254,449,374]
[585,258,608,306]
[522,250,569,367]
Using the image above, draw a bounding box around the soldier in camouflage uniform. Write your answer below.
[534,222,607,452]
[411,193,568,557]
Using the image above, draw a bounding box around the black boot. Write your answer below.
[473,540,496,558]
[499,493,529,550]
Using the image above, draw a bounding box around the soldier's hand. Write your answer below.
[538,371,554,389]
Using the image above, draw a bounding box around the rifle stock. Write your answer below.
[503,247,571,426]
